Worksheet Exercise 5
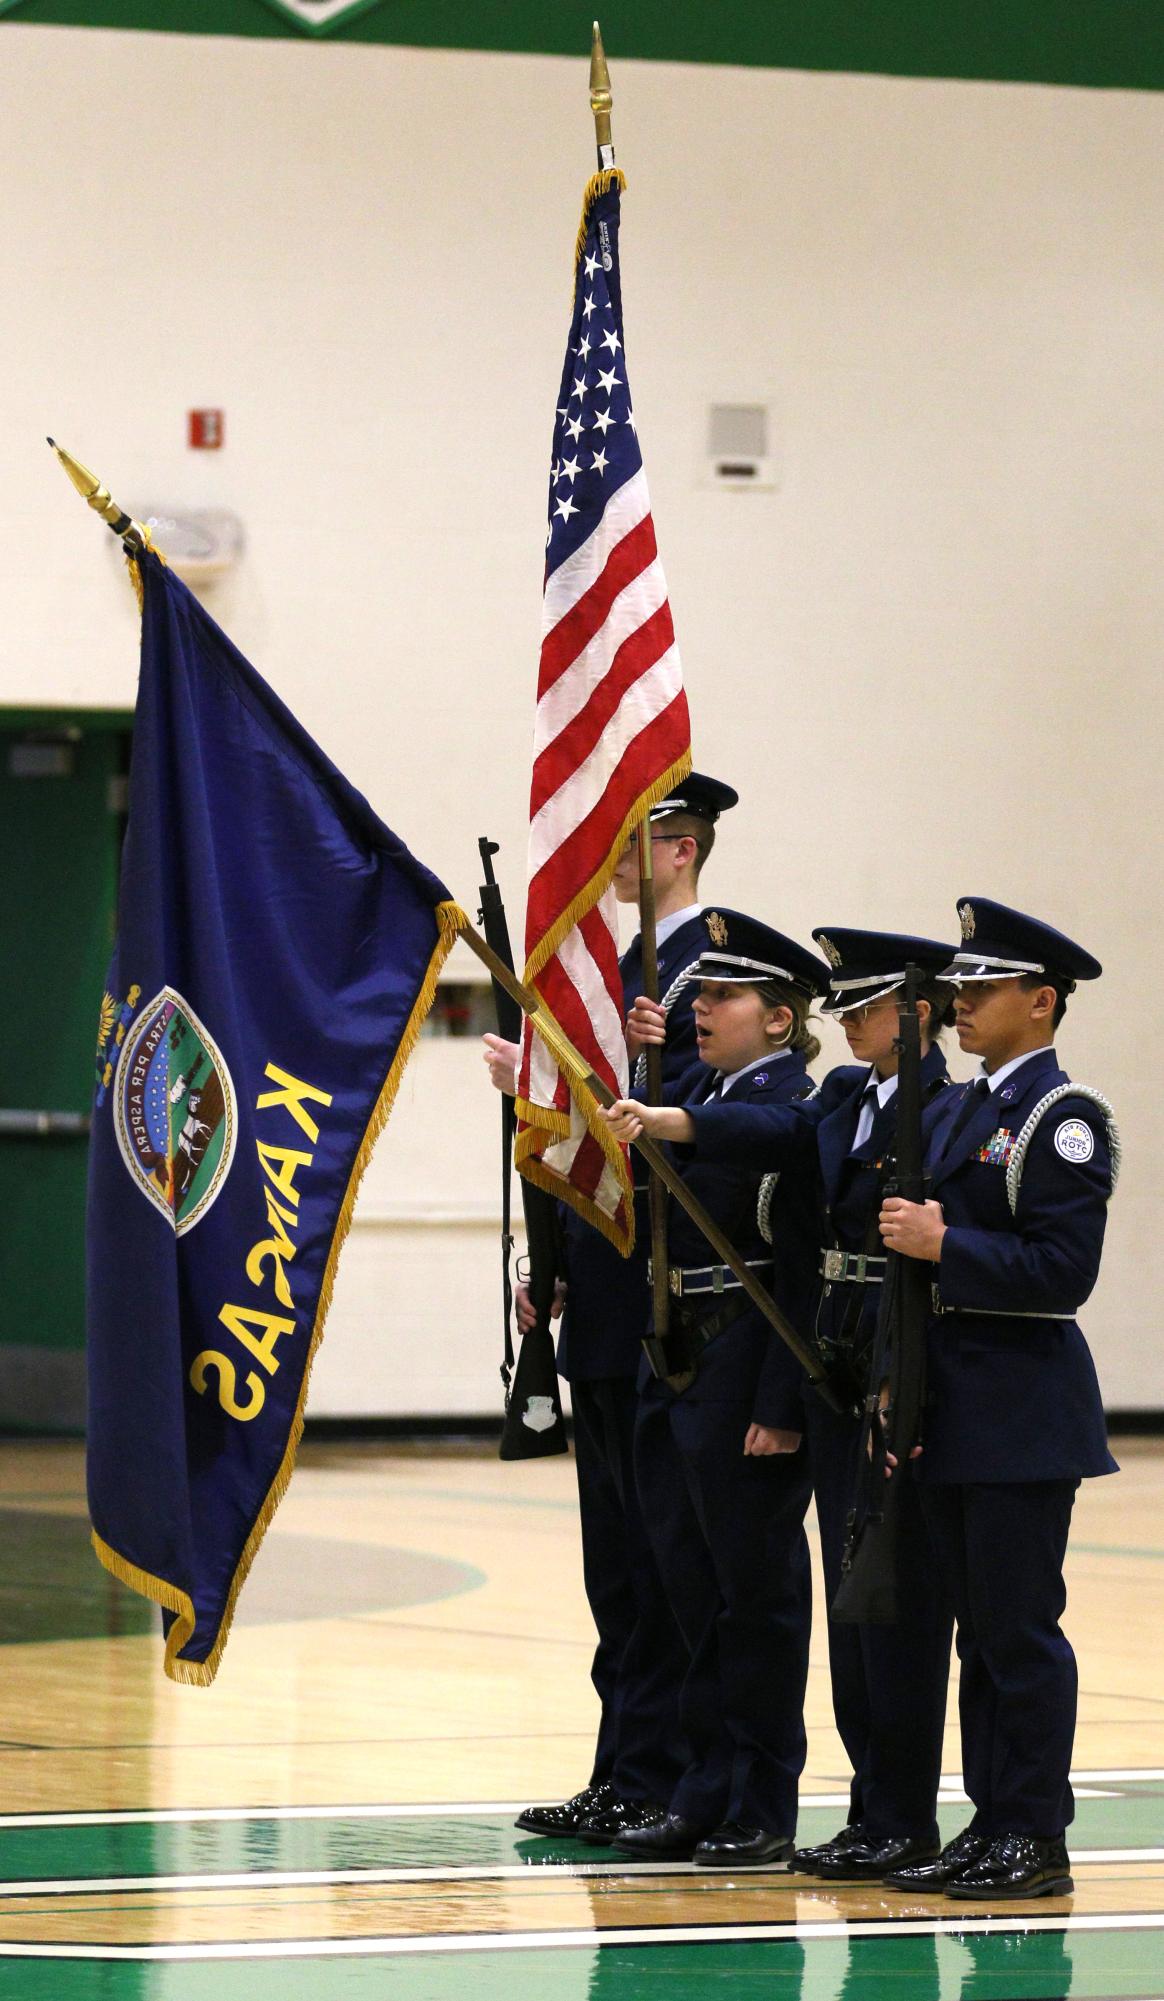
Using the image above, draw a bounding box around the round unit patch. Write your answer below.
[1054,1117,1095,1165]
[115,987,237,1235]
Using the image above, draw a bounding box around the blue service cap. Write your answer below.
[649,770,738,824]
[690,909,831,997]
[812,927,957,1017]
[943,897,1102,991]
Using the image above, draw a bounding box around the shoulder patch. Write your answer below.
[1054,1117,1095,1165]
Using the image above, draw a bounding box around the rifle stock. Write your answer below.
[831,964,929,1624]
[477,839,568,1461]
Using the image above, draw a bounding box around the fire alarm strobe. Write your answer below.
[188,410,224,450]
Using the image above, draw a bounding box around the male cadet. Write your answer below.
[877,898,1118,1899]
[482,774,739,1842]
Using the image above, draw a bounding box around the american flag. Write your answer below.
[515,171,691,1253]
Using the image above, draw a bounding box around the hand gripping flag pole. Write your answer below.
[459,923,850,1416]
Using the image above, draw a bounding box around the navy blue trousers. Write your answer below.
[805,1393,952,1838]
[919,1479,1079,1836]
[634,1384,812,1833]
[570,1375,688,1803]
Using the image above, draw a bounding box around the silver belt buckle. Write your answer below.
[822,1249,844,1282]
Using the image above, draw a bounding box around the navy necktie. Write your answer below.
[849,1084,880,1155]
[939,1077,989,1157]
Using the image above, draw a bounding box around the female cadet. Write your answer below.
[599,913,829,1867]
[632,928,959,1882]
[878,897,1118,1900]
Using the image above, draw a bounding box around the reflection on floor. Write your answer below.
[0,1437,1161,1999]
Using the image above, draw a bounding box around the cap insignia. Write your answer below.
[818,934,842,969]
[705,911,728,948]
[958,902,976,942]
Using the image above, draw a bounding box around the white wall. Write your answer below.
[2,25,1160,1408]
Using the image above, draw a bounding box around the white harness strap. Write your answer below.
[1005,1083,1121,1216]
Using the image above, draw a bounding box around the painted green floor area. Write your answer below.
[0,1930,1162,2001]
[0,1781,1159,1885]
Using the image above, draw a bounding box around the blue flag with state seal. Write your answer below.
[87,548,467,1683]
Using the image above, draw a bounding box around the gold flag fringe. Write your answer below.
[91,898,471,1686]
[523,751,692,986]
[515,1141,632,1255]
[514,751,695,1257]
[125,526,168,614]
[574,167,627,276]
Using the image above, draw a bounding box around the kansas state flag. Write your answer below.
[87,549,466,1683]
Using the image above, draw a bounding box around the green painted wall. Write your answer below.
[3,0,1164,92]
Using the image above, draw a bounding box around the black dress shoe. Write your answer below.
[944,1832,1073,1899]
[811,1829,941,1881]
[883,1826,991,1889]
[575,1797,668,1846]
[515,1781,614,1836]
[791,1822,870,1874]
[693,1824,795,1869]
[613,1812,704,1859]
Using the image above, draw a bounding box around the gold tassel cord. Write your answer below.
[92,899,471,1687]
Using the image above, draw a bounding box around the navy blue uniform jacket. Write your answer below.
[558,912,711,1383]
[687,1049,948,1368]
[643,1053,819,1430]
[920,1048,1117,1486]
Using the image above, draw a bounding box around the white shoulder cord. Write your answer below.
[757,1172,780,1247]
[631,961,702,1095]
[1005,1084,1121,1216]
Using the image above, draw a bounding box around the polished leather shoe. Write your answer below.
[791,1822,870,1874]
[693,1824,795,1869]
[883,1826,991,1889]
[613,1812,704,1859]
[575,1797,668,1846]
[944,1832,1073,1899]
[811,1829,941,1881]
[515,1781,614,1836]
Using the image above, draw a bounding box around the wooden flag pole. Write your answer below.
[458,922,849,1414]
[635,817,673,1345]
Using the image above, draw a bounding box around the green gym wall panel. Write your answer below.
[2,0,1164,93]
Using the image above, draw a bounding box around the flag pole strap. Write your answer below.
[458,924,846,1412]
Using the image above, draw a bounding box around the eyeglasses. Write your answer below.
[623,832,687,851]
[844,999,897,1024]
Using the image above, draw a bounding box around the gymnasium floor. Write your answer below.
[0,1436,1160,1999]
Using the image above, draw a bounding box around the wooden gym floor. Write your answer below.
[0,1434,1161,1999]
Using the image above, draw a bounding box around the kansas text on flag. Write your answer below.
[87,550,467,1682]
[516,170,692,1252]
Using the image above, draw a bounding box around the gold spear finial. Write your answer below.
[46,438,145,552]
[589,20,614,165]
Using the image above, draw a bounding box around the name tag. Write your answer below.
[975,1128,1015,1167]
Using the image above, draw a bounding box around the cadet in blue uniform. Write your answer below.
[599,916,828,1866]
[878,898,1118,1899]
[674,928,958,1880]
[483,774,740,1842]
